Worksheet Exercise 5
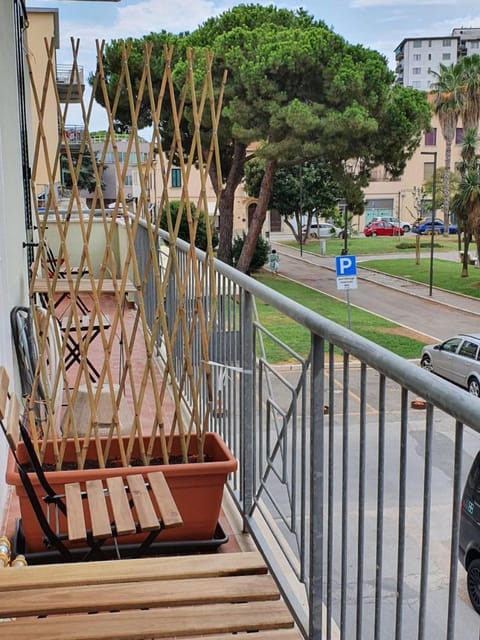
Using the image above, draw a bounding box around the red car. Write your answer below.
[363,220,404,237]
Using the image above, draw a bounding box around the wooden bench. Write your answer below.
[0,366,183,561]
[0,551,303,640]
[65,471,182,547]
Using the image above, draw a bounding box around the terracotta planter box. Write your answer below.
[6,432,237,553]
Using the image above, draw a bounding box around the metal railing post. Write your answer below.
[309,333,325,639]
[241,290,254,527]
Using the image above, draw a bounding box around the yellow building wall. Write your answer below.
[25,9,60,197]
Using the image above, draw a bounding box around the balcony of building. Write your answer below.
[56,64,85,103]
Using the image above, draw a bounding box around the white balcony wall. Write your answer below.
[0,0,31,524]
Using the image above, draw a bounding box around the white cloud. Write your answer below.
[351,0,456,6]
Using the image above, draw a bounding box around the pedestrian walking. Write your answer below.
[269,249,279,275]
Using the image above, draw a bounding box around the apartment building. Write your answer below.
[395,27,480,91]
[359,27,480,230]
[363,115,463,228]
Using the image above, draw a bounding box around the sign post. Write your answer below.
[335,255,358,329]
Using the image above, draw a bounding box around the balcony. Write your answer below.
[2,212,479,638]
[4,33,480,640]
[56,64,85,103]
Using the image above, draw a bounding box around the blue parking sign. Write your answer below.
[335,255,357,277]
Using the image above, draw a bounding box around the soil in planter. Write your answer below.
[24,454,213,472]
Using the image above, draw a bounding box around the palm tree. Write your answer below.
[430,63,463,233]
[452,133,480,276]
[458,54,480,133]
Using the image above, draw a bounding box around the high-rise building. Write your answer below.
[395,28,480,91]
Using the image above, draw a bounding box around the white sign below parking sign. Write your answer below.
[335,255,358,290]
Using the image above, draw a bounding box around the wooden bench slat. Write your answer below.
[148,471,183,529]
[0,552,267,591]
[1,600,295,640]
[0,574,279,618]
[172,631,303,640]
[65,482,87,542]
[106,476,136,536]
[126,474,160,531]
[86,479,112,540]
[0,367,9,421]
[6,393,21,450]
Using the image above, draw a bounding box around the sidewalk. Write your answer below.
[272,241,480,342]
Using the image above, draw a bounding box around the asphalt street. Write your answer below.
[272,241,480,343]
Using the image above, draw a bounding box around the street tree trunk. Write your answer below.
[214,141,247,265]
[442,139,452,235]
[236,159,277,274]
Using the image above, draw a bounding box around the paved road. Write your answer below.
[272,242,480,343]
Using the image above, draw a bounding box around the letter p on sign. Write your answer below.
[335,255,357,277]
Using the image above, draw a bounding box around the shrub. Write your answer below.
[232,233,270,273]
[160,201,218,251]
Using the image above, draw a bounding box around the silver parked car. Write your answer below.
[302,222,345,238]
[420,334,480,396]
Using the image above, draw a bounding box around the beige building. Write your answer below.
[26,8,85,204]
[363,113,462,229]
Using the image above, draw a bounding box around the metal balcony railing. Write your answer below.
[135,223,480,640]
[56,64,84,86]
[56,65,84,104]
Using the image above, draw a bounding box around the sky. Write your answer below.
[26,0,480,129]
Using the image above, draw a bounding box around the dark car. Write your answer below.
[412,219,457,235]
[363,220,404,237]
[460,451,480,613]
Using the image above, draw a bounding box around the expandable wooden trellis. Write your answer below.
[25,38,226,469]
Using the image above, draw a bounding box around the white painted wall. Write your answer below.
[0,0,31,530]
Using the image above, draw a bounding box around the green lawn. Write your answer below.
[254,273,428,363]
[281,235,460,257]
[360,257,480,298]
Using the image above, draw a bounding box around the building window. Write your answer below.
[428,40,432,47]
[124,175,133,186]
[412,81,421,89]
[442,53,451,61]
[171,168,182,188]
[423,162,434,180]
[456,128,464,145]
[424,128,437,145]
[413,54,421,61]
[471,42,480,49]
[413,40,422,48]
[428,53,432,60]
[412,67,421,75]
[442,39,451,46]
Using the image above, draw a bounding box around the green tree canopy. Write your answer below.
[244,159,342,240]
[94,4,431,272]
[159,201,218,251]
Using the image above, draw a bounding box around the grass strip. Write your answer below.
[360,257,480,298]
[254,273,428,364]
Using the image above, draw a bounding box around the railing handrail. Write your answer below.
[164,229,480,434]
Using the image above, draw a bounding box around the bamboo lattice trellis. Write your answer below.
[25,38,226,469]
